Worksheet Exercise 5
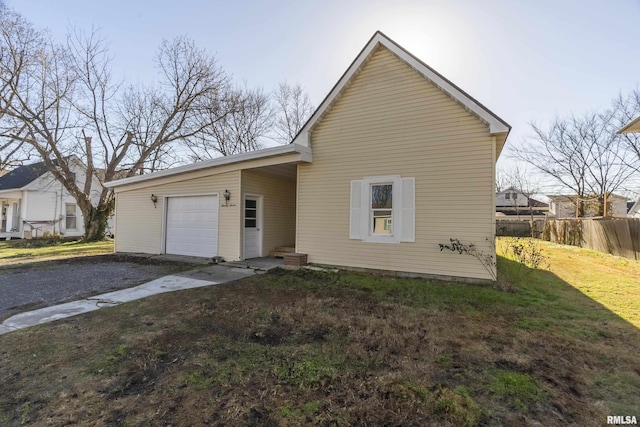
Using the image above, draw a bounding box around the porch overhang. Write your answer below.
[0,190,22,199]
[105,144,312,191]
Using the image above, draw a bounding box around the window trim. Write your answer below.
[350,176,415,243]
[65,203,77,230]
[362,175,401,244]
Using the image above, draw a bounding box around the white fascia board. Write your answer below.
[292,31,511,146]
[291,36,380,146]
[0,189,23,198]
[618,116,640,134]
[105,144,312,188]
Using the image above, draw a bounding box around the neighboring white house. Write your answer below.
[0,156,104,239]
[496,187,548,218]
[628,198,640,218]
[547,194,629,218]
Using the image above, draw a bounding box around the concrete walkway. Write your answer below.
[0,257,283,336]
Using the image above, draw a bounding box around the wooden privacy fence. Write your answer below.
[496,219,545,238]
[543,218,640,260]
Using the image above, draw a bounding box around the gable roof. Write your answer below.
[292,31,511,155]
[618,116,640,134]
[0,160,50,191]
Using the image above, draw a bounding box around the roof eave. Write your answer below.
[618,116,640,134]
[105,143,312,188]
[292,31,511,155]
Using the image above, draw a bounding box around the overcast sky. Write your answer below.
[5,0,640,187]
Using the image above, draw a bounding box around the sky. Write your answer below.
[5,0,640,192]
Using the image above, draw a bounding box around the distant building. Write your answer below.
[547,194,629,218]
[0,156,106,239]
[496,187,548,218]
[628,198,640,218]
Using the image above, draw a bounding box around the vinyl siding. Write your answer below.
[241,169,296,257]
[297,46,496,280]
[22,190,84,237]
[114,171,241,260]
[19,161,103,238]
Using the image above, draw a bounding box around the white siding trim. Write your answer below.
[349,180,363,239]
[400,178,415,242]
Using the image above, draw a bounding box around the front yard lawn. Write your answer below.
[0,239,114,266]
[0,239,638,425]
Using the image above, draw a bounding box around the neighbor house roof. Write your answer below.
[291,31,511,156]
[0,160,50,191]
[618,116,640,134]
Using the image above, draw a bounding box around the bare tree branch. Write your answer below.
[272,81,313,144]
[0,7,267,239]
[512,110,635,217]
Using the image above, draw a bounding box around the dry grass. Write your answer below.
[1,240,639,425]
[0,239,114,266]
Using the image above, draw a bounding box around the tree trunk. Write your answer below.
[576,198,585,217]
[81,203,113,241]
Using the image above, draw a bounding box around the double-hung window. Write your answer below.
[371,183,393,235]
[65,203,77,230]
[350,175,415,244]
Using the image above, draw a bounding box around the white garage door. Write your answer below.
[165,195,218,257]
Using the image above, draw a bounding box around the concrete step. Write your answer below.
[271,246,296,258]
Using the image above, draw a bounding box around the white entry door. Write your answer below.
[243,195,261,259]
[166,195,218,257]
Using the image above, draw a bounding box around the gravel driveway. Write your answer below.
[0,255,190,319]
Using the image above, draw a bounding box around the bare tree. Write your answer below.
[272,81,314,144]
[0,7,249,240]
[0,6,39,169]
[187,86,273,160]
[495,168,510,193]
[513,111,634,217]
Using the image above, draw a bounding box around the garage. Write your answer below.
[165,195,218,257]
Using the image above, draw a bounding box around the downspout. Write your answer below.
[53,191,58,235]
[60,182,64,234]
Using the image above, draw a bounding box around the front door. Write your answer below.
[244,195,262,259]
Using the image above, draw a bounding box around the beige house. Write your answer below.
[106,32,510,281]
